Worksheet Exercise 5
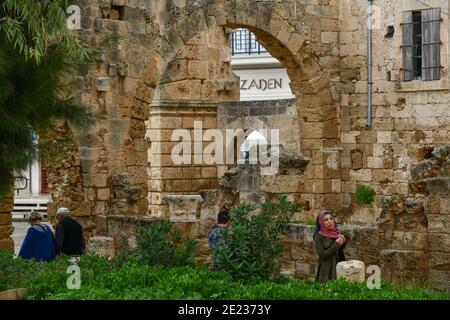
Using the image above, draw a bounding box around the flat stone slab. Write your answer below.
[0,288,28,300]
[87,236,115,257]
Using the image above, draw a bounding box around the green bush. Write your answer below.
[296,219,316,226]
[0,250,39,291]
[1,251,448,300]
[213,195,297,280]
[355,185,376,204]
[135,221,199,267]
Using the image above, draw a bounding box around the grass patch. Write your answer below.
[1,251,448,300]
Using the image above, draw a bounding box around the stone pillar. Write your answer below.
[162,195,203,223]
[162,194,203,239]
[292,83,341,218]
[0,192,14,252]
[409,145,450,291]
[148,102,218,217]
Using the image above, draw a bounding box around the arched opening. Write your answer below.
[239,130,268,163]
[4,1,340,255]
[145,19,313,217]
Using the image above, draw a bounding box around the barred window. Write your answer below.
[402,8,441,81]
[230,28,267,55]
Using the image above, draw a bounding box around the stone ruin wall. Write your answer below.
[148,25,240,217]
[0,192,13,252]
[336,0,450,289]
[0,0,448,289]
[38,1,337,228]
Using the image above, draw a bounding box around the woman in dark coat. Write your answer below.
[313,210,346,283]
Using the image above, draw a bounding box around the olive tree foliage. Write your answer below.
[0,0,95,198]
[0,0,89,63]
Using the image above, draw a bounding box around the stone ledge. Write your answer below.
[150,99,218,108]
[0,288,28,300]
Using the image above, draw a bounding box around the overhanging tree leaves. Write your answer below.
[0,0,89,63]
[0,0,95,198]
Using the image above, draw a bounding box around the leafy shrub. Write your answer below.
[295,219,316,226]
[113,234,133,267]
[135,221,199,267]
[355,185,376,204]
[213,195,297,280]
[0,250,70,295]
[1,251,448,300]
[0,250,39,291]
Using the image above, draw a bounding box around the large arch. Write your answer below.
[136,0,340,216]
[0,0,341,251]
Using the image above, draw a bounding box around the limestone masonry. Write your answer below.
[1,0,449,289]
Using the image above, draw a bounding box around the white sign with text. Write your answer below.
[233,68,294,101]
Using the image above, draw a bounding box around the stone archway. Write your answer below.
[135,0,341,217]
[0,0,341,250]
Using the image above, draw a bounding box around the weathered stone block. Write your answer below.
[0,225,13,237]
[349,169,371,182]
[429,270,450,292]
[0,213,12,226]
[260,175,304,193]
[351,149,364,169]
[87,236,115,257]
[426,177,450,195]
[97,188,111,201]
[94,49,106,62]
[113,172,132,187]
[391,231,427,251]
[441,198,450,215]
[188,60,209,80]
[126,186,142,201]
[71,202,92,217]
[163,195,203,223]
[428,233,450,253]
[336,260,365,283]
[0,238,14,252]
[0,288,28,300]
[96,77,110,91]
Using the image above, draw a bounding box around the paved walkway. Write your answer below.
[12,221,54,256]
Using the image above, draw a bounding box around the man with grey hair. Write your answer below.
[55,207,85,256]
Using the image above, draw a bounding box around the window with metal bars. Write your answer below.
[402,8,441,81]
[230,28,268,55]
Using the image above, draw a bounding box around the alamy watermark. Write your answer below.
[67,5,81,30]
[66,259,81,290]
[170,121,280,175]
[366,265,381,289]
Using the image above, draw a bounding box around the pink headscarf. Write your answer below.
[317,210,341,239]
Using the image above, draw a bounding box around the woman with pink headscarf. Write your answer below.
[313,210,346,283]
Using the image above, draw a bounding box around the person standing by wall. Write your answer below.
[313,209,346,283]
[207,210,230,267]
[55,207,85,257]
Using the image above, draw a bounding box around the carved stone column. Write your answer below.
[162,195,203,223]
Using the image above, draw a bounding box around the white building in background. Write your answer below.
[230,28,295,101]
[13,135,50,219]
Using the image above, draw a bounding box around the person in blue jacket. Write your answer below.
[18,211,56,262]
